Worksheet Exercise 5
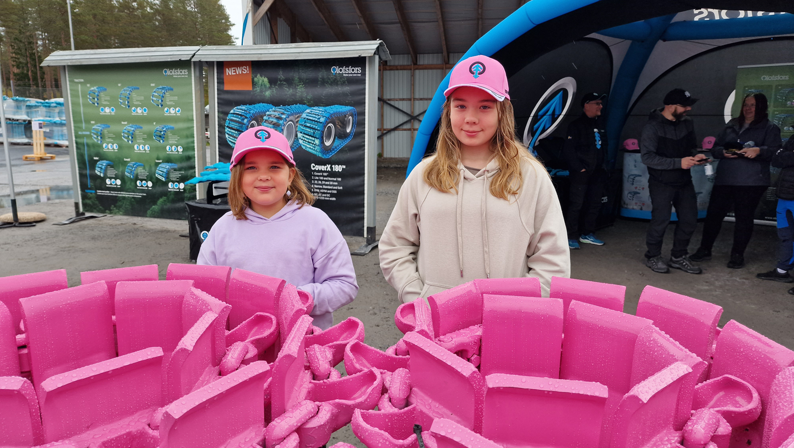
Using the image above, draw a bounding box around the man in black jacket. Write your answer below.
[641,88,709,274]
[756,137,794,293]
[563,93,607,250]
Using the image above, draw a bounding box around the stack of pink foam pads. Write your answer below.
[1,267,793,447]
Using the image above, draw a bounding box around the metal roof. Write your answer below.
[192,40,390,61]
[41,46,201,66]
[265,0,521,63]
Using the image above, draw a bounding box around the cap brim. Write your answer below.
[231,146,295,168]
[444,84,507,101]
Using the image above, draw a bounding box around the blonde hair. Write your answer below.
[424,97,540,200]
[228,154,315,220]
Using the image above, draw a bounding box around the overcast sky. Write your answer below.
[221,0,244,45]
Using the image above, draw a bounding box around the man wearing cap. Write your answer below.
[563,93,608,249]
[641,88,709,274]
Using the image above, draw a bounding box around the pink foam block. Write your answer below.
[636,286,723,360]
[693,375,761,429]
[0,376,44,446]
[0,269,68,335]
[278,284,314,342]
[710,320,794,446]
[389,368,411,408]
[160,361,270,448]
[183,286,231,365]
[435,325,482,360]
[298,369,384,447]
[275,432,300,448]
[682,408,731,448]
[351,407,419,448]
[631,325,708,430]
[166,263,231,302]
[403,331,485,433]
[473,277,542,298]
[266,400,319,448]
[608,362,692,448]
[483,373,608,448]
[305,317,365,367]
[428,282,482,337]
[394,299,434,338]
[114,280,194,356]
[38,347,163,442]
[227,268,285,328]
[164,311,220,403]
[431,418,502,448]
[0,302,20,376]
[344,340,409,376]
[481,295,563,378]
[764,367,794,448]
[307,344,334,380]
[20,281,115,390]
[80,264,159,312]
[549,276,626,318]
[272,314,314,419]
[226,312,279,356]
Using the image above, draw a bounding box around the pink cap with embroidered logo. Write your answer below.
[444,55,510,101]
[230,126,295,168]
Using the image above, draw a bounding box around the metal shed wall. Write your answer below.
[379,53,462,158]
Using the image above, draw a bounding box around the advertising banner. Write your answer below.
[735,63,794,221]
[67,61,196,219]
[216,58,366,236]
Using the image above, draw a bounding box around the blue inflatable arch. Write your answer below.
[406,0,794,176]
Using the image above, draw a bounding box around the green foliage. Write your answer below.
[0,0,233,91]
[253,74,272,100]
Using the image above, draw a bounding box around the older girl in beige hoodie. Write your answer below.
[379,55,570,303]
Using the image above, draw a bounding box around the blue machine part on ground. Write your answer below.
[153,124,175,143]
[151,86,174,108]
[125,162,144,179]
[297,105,357,158]
[95,160,113,177]
[263,105,310,151]
[185,162,231,185]
[155,163,179,181]
[224,103,275,147]
[91,124,110,144]
[119,86,140,109]
[122,124,142,144]
[87,87,106,107]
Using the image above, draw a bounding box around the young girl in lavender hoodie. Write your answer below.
[198,126,358,329]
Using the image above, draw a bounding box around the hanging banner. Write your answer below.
[216,57,366,236]
[67,61,196,219]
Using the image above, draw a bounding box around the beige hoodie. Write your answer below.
[379,155,571,303]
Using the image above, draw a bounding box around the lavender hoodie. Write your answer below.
[197,201,358,329]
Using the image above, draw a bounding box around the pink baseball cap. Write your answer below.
[444,55,510,101]
[230,126,295,168]
[702,136,716,150]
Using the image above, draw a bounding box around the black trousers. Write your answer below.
[645,178,698,259]
[698,184,768,257]
[566,169,605,239]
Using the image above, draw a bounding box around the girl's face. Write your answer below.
[241,150,295,218]
[743,96,756,122]
[449,87,499,154]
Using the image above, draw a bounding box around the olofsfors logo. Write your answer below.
[331,66,362,76]
[163,68,189,77]
[762,75,789,81]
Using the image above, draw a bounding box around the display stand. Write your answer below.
[22,122,55,161]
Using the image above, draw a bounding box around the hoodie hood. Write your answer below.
[242,199,302,223]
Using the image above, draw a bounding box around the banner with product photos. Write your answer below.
[216,57,366,236]
[66,61,197,219]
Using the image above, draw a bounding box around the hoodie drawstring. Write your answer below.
[457,168,465,278]
[482,169,491,279]
[456,167,492,279]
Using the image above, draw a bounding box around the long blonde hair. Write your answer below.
[228,154,315,220]
[424,97,539,200]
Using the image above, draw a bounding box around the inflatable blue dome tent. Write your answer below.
[406,0,794,177]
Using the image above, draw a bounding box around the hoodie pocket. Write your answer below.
[399,273,425,304]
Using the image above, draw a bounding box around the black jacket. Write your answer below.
[562,113,607,173]
[640,108,698,186]
[773,137,794,200]
[710,117,781,187]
